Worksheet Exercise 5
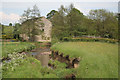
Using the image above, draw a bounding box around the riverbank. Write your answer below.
[2,42,76,78]
[51,42,118,78]
[2,41,118,78]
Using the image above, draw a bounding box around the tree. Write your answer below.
[1,25,4,34]
[13,23,21,39]
[20,5,42,41]
[9,23,12,26]
[88,9,118,38]
[51,5,68,40]
[20,8,32,40]
[20,5,40,23]
[66,5,84,37]
[50,4,118,44]
[47,10,58,19]
[20,8,31,23]
[51,4,85,40]
[31,5,40,18]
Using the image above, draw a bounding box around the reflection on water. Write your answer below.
[38,54,49,67]
[28,48,50,67]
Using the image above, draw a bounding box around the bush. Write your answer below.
[63,37,72,41]
[62,37,118,44]
[51,37,59,45]
[11,39,19,42]
[2,34,13,39]
[18,37,24,41]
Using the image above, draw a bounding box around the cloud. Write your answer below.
[0,12,20,25]
[74,2,118,15]
[74,2,91,15]
[1,0,119,2]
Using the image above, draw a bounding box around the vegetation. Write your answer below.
[13,23,21,39]
[2,42,74,78]
[2,42,35,58]
[1,25,14,39]
[47,10,58,19]
[2,55,54,78]
[51,42,118,78]
[1,5,43,41]
[62,37,118,44]
[47,4,118,44]
[48,59,67,69]
[9,23,12,26]
[2,42,77,78]
[1,3,118,78]
[19,5,43,41]
[1,23,21,40]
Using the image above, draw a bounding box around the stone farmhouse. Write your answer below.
[20,16,52,42]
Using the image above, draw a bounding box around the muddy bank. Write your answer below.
[50,50,80,68]
[65,74,76,79]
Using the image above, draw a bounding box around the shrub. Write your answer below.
[18,37,24,41]
[63,37,72,42]
[62,37,118,44]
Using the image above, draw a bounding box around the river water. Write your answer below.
[3,43,51,67]
[27,47,51,67]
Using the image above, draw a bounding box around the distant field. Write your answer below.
[51,42,118,78]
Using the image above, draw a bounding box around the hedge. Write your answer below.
[63,37,118,44]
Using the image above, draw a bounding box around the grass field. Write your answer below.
[2,42,55,78]
[2,42,118,78]
[2,42,35,57]
[3,57,58,78]
[51,42,118,78]
[2,42,70,78]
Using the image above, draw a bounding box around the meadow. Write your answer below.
[51,42,118,78]
[2,42,35,58]
[2,42,50,78]
[2,42,72,78]
[2,41,118,78]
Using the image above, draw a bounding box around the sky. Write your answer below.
[0,0,119,25]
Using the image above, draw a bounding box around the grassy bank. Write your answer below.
[2,42,70,78]
[2,42,35,58]
[3,56,58,78]
[51,42,118,78]
[2,42,57,78]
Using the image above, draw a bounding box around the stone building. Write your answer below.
[20,16,52,42]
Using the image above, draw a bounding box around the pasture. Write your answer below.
[2,42,118,78]
[51,42,118,78]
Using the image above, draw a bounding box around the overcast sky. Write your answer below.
[0,0,119,25]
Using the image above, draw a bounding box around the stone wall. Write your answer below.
[35,17,52,42]
[19,34,29,41]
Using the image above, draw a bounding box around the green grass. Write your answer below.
[49,59,67,69]
[51,42,118,78]
[3,41,118,78]
[48,59,75,78]
[2,42,59,78]
[3,57,56,78]
[2,42,35,57]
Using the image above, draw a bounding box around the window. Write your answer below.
[42,29,44,31]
